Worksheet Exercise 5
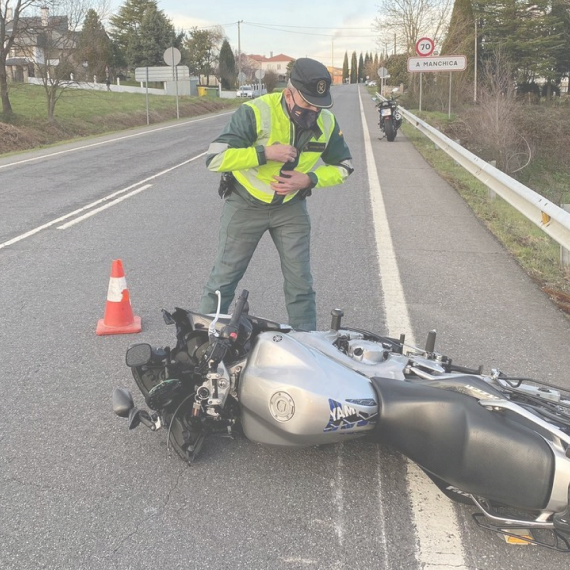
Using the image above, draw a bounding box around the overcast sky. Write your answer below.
[135,1,382,65]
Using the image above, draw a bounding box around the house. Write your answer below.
[5,7,76,82]
[246,53,295,82]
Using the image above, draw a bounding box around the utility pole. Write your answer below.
[331,39,334,83]
[473,18,477,103]
[237,20,243,87]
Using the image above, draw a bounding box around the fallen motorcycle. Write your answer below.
[113,290,570,551]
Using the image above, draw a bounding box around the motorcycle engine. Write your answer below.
[347,340,388,364]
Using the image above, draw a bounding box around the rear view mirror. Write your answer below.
[126,343,152,367]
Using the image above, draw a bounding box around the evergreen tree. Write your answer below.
[342,52,349,83]
[77,10,112,81]
[550,0,570,89]
[218,39,236,89]
[110,0,180,71]
[440,0,476,102]
[350,51,357,83]
[473,0,567,90]
[135,4,178,68]
[358,52,365,82]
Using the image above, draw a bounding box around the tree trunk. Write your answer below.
[47,88,56,121]
[0,62,14,118]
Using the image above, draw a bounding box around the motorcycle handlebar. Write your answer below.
[221,289,249,341]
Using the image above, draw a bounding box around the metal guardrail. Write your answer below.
[378,95,570,254]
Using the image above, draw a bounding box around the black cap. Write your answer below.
[290,58,333,109]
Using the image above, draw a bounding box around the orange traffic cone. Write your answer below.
[96,259,142,335]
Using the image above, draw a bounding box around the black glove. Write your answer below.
[218,172,236,199]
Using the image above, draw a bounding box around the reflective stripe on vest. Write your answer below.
[234,93,335,203]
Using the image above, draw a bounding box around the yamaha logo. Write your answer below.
[316,80,327,95]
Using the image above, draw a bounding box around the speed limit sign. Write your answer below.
[415,37,435,57]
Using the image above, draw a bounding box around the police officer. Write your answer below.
[198,57,353,330]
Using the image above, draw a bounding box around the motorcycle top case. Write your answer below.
[238,332,378,446]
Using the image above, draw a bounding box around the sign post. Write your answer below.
[378,66,389,96]
[255,68,265,97]
[164,47,182,119]
[414,37,434,112]
[407,55,467,116]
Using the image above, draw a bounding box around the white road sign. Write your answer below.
[135,66,190,82]
[407,56,467,73]
[163,47,181,67]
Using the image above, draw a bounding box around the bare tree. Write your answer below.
[3,0,110,121]
[0,0,39,118]
[373,0,452,56]
[461,48,531,174]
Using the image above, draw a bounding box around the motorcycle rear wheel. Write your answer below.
[385,119,396,142]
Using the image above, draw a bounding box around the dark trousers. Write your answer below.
[198,189,316,330]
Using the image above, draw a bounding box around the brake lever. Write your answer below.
[208,290,222,338]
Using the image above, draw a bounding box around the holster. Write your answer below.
[218,172,236,199]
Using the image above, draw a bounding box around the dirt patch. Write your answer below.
[0,99,236,156]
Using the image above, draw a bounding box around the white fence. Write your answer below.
[27,77,165,95]
[27,77,241,99]
[387,97,570,261]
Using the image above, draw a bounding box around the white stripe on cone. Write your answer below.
[107,276,129,303]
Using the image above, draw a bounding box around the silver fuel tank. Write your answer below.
[238,331,378,446]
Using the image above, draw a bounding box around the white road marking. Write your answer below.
[57,184,152,229]
[358,89,469,569]
[333,444,345,545]
[0,153,205,249]
[375,446,390,569]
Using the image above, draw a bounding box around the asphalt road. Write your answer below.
[1,84,570,570]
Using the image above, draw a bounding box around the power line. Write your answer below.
[245,21,374,31]
[244,22,377,38]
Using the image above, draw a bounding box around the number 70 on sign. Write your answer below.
[415,37,435,57]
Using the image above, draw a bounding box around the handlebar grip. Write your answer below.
[222,289,249,340]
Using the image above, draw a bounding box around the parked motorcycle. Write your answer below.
[113,290,570,551]
[376,92,403,142]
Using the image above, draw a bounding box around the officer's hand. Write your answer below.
[265,143,297,163]
[271,170,312,195]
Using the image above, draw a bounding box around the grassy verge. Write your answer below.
[401,119,570,315]
[0,83,241,156]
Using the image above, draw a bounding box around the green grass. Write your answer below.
[402,120,570,303]
[6,83,229,122]
[1,83,241,154]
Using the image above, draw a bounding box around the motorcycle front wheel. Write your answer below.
[385,118,396,142]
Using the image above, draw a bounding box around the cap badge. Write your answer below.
[316,80,327,95]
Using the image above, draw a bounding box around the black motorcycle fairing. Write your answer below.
[370,376,555,511]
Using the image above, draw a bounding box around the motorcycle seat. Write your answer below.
[370,376,555,511]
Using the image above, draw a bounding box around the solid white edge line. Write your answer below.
[0,152,205,250]
[57,184,152,229]
[358,87,468,569]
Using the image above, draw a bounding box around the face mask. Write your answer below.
[288,101,320,130]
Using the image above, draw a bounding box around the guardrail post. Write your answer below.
[562,204,570,267]
[487,160,497,200]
